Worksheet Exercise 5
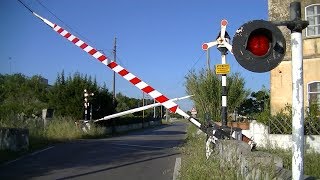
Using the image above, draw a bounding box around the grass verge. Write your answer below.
[179,124,238,180]
[0,117,107,164]
[259,148,320,178]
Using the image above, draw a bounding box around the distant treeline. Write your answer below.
[0,72,160,121]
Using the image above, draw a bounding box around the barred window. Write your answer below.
[308,81,320,106]
[306,4,320,37]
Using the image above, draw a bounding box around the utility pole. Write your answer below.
[153,98,156,118]
[142,92,145,118]
[206,49,210,72]
[112,37,117,105]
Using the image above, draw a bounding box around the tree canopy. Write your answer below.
[185,69,249,122]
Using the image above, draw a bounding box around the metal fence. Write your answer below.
[268,116,320,135]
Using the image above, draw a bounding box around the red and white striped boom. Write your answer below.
[33,12,179,112]
[32,12,201,128]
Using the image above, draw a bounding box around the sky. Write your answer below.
[0,0,269,112]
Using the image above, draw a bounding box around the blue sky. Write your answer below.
[0,0,269,111]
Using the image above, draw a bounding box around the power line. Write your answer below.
[34,0,97,47]
[17,0,34,13]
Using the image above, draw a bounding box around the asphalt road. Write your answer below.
[0,121,187,180]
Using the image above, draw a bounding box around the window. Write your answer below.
[308,81,320,106]
[305,4,320,37]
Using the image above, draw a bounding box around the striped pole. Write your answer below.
[32,13,178,113]
[27,11,258,156]
[221,52,227,127]
[31,12,203,128]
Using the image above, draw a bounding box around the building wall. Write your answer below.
[269,0,320,114]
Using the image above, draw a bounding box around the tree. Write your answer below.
[0,74,48,120]
[48,71,115,119]
[238,86,270,116]
[185,69,248,122]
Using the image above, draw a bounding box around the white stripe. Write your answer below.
[83,45,93,53]
[162,100,176,108]
[67,34,76,41]
[149,90,162,99]
[75,40,84,47]
[113,65,123,73]
[136,81,148,89]
[222,75,227,86]
[4,146,54,165]
[93,51,103,59]
[101,59,109,66]
[30,146,54,156]
[232,131,236,139]
[60,30,68,36]
[173,157,181,180]
[123,73,135,81]
[222,96,227,107]
[110,143,165,149]
[53,25,61,31]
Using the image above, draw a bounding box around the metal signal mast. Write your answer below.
[202,19,232,128]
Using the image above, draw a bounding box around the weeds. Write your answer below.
[179,124,238,180]
[259,148,320,178]
[0,116,107,164]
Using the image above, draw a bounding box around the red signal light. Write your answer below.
[247,34,270,56]
[232,20,286,73]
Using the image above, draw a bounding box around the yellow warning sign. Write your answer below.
[215,64,230,74]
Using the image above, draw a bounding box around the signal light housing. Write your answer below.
[232,20,286,73]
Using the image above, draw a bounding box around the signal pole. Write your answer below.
[218,46,229,127]
[206,48,211,71]
[202,20,231,127]
[287,3,308,179]
[270,2,308,179]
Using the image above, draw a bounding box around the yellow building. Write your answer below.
[269,0,320,114]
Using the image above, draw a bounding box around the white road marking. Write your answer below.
[3,146,54,165]
[173,157,181,180]
[110,143,165,149]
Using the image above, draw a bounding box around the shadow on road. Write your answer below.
[0,121,187,179]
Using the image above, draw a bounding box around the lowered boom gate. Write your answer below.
[23,6,256,158]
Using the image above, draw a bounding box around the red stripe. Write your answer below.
[130,77,141,85]
[142,86,154,94]
[54,24,57,28]
[98,55,107,61]
[57,28,63,33]
[80,43,88,49]
[72,37,79,43]
[107,61,117,69]
[64,33,71,38]
[155,95,169,103]
[169,106,178,113]
[88,49,97,55]
[119,69,129,76]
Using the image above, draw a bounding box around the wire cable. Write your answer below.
[34,0,97,48]
[17,0,33,13]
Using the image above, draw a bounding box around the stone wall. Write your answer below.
[104,120,162,134]
[242,120,320,153]
[214,139,315,179]
[0,128,29,151]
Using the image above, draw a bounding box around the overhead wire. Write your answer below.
[35,0,99,48]
[17,0,33,13]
